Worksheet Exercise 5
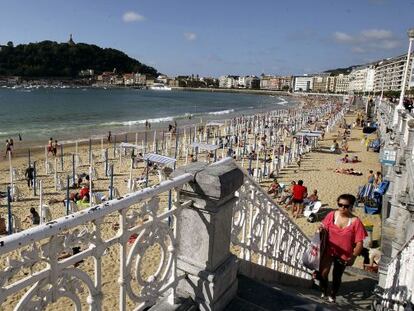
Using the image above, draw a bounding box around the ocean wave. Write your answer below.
[277,97,288,105]
[208,109,234,115]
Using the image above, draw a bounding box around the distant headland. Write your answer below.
[0,35,158,78]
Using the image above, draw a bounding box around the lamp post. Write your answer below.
[393,27,414,125]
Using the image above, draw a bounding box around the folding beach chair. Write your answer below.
[304,201,322,218]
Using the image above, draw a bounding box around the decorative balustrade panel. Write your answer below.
[231,173,311,280]
[0,173,193,311]
[380,236,414,310]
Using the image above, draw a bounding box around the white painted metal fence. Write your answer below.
[0,173,193,310]
[232,170,311,280]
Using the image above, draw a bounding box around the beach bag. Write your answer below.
[302,233,321,271]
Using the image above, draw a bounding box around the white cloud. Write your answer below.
[184,32,197,41]
[334,32,354,43]
[332,29,400,53]
[361,29,392,40]
[122,11,145,23]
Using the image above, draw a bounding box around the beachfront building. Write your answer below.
[293,75,313,92]
[260,75,292,91]
[348,66,375,93]
[312,74,330,93]
[123,73,135,86]
[134,73,146,86]
[219,75,238,88]
[334,74,350,93]
[373,52,414,93]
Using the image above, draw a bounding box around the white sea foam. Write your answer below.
[208,109,234,115]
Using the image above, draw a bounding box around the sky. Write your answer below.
[1,0,413,77]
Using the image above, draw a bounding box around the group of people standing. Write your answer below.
[47,138,59,156]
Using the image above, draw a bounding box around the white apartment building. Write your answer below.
[348,66,375,93]
[373,53,414,92]
[219,75,237,88]
[237,76,246,88]
[334,74,350,93]
[294,76,313,92]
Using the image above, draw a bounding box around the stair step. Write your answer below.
[233,275,335,311]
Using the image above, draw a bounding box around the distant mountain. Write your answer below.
[0,40,158,78]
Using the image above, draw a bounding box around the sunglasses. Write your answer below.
[338,203,351,209]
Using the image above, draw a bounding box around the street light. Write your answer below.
[393,27,414,125]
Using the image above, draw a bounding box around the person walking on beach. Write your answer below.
[5,140,11,157]
[18,133,22,141]
[25,164,35,188]
[107,131,112,143]
[47,138,53,155]
[52,140,58,156]
[9,138,14,152]
[318,194,367,303]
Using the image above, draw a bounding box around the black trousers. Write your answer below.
[320,256,347,298]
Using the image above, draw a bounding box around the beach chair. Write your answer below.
[92,192,106,205]
[101,149,107,162]
[56,176,65,191]
[45,161,54,174]
[41,205,52,223]
[64,200,78,214]
[127,179,137,193]
[304,201,322,218]
[74,154,82,167]
[108,187,120,199]
[12,168,23,181]
[11,185,21,202]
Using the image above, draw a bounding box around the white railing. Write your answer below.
[0,173,193,311]
[231,169,311,280]
[380,235,414,310]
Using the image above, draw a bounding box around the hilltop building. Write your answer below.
[68,34,75,46]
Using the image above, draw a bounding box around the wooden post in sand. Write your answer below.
[113,135,117,158]
[72,154,75,187]
[89,165,93,207]
[39,180,43,224]
[109,164,114,200]
[89,138,92,165]
[8,151,13,188]
[66,175,70,215]
[60,144,64,171]
[28,148,31,167]
[105,149,109,177]
[45,146,48,174]
[7,186,13,234]
[135,132,138,146]
[33,161,37,196]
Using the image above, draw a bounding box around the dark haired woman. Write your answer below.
[319,194,367,303]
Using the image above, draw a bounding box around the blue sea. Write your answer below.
[0,87,291,145]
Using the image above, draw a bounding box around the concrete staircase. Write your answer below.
[226,268,378,311]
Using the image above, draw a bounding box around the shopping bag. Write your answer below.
[302,232,321,271]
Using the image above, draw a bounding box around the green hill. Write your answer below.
[0,40,158,78]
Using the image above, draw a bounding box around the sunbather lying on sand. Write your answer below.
[334,168,363,176]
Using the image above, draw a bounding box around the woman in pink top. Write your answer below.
[319,194,367,303]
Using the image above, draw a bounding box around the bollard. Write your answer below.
[7,186,12,235]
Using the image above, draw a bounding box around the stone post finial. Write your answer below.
[172,158,243,311]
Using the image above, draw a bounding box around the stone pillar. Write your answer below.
[405,119,414,157]
[172,159,243,311]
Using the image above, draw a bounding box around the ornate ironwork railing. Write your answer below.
[379,235,414,310]
[231,168,311,280]
[0,173,193,311]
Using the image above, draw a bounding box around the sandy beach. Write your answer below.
[0,96,382,310]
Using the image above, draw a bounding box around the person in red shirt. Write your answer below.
[79,185,90,202]
[292,180,307,218]
[319,194,367,303]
